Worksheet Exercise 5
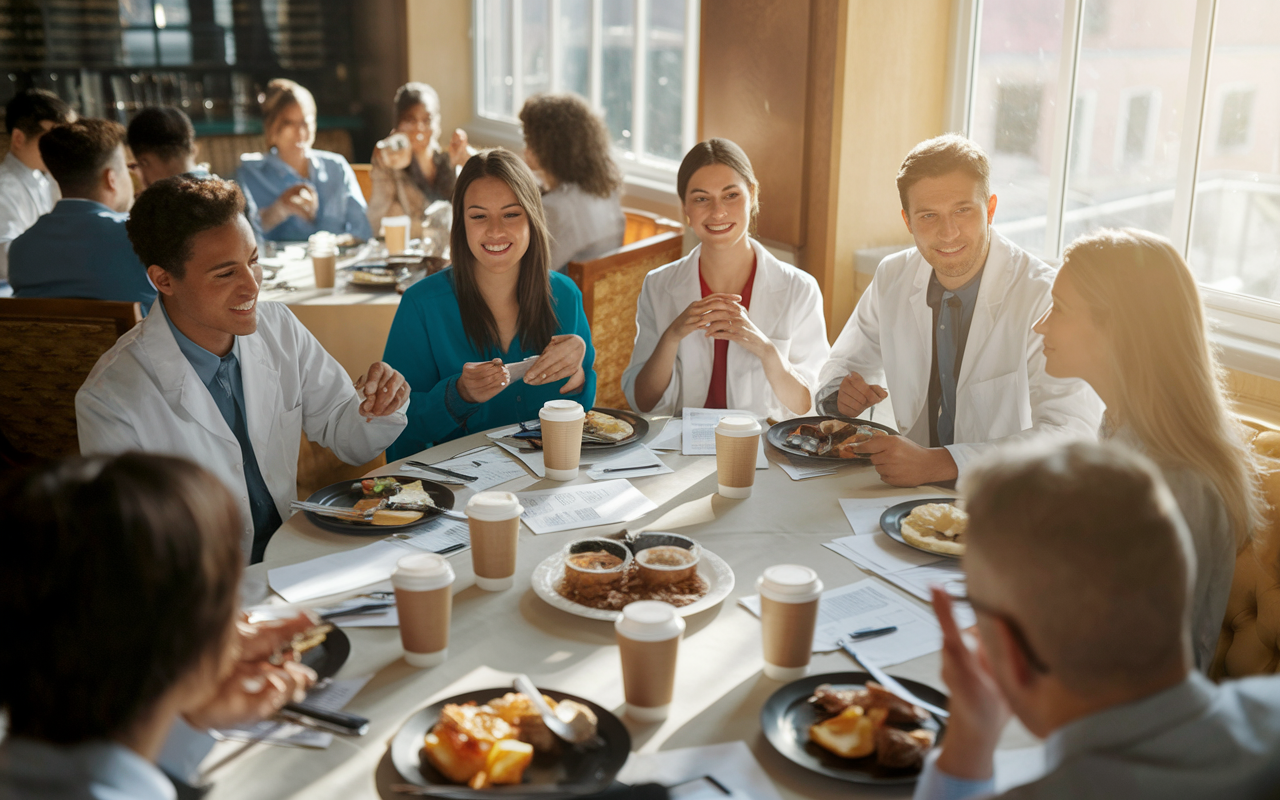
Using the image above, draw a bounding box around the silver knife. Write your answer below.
[840,640,950,719]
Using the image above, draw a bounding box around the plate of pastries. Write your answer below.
[390,688,630,793]
[880,498,967,558]
[767,416,897,461]
[301,475,454,534]
[503,408,650,451]
[761,672,947,784]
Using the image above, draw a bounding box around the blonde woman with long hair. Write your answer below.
[1034,228,1265,671]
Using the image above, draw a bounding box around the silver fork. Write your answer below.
[290,500,377,521]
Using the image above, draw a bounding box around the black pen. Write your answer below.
[848,625,898,641]
[601,464,661,473]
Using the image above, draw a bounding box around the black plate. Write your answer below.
[300,625,350,680]
[880,498,962,560]
[583,407,649,450]
[390,687,631,792]
[767,416,898,462]
[302,475,454,535]
[760,671,947,785]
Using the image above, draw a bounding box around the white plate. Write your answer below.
[530,547,735,622]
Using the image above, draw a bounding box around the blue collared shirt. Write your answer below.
[8,199,156,311]
[159,300,281,562]
[0,737,176,800]
[235,147,372,242]
[927,268,983,447]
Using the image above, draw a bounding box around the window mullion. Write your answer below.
[1170,0,1219,258]
[631,0,650,159]
[682,0,700,150]
[549,0,562,91]
[589,0,603,109]
[512,0,525,116]
[473,0,485,118]
[948,0,982,135]
[1042,0,1085,261]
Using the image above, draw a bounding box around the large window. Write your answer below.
[961,0,1280,322]
[473,0,699,182]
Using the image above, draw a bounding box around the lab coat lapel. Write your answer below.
[726,240,781,414]
[678,247,712,410]
[141,301,238,444]
[239,330,283,455]
[895,260,934,435]
[955,234,1011,392]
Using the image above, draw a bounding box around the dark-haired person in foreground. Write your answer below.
[0,453,317,799]
[8,118,156,308]
[76,176,408,563]
[382,148,595,457]
[0,88,74,281]
[126,105,264,244]
[915,441,1280,800]
[817,135,1101,487]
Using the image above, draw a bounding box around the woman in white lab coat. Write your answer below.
[622,139,828,420]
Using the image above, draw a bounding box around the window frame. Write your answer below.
[470,0,700,203]
[948,0,1280,376]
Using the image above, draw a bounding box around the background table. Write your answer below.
[208,420,1036,799]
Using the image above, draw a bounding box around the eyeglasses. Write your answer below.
[947,590,1051,674]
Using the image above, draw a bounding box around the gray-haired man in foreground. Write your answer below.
[916,441,1280,799]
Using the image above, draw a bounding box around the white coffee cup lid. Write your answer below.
[381,215,410,227]
[614,600,686,641]
[392,552,455,592]
[757,564,823,603]
[716,415,761,437]
[540,399,585,422]
[466,491,524,521]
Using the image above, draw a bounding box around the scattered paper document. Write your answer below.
[839,493,955,536]
[681,407,753,456]
[776,456,838,481]
[648,418,683,451]
[585,444,673,480]
[516,479,657,534]
[213,675,372,748]
[488,425,548,478]
[824,532,968,603]
[618,741,782,800]
[740,578,958,664]
[402,445,527,492]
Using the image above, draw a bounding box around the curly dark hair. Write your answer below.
[519,93,621,199]
[38,118,126,197]
[127,174,246,277]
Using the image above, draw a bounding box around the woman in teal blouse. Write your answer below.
[384,149,596,459]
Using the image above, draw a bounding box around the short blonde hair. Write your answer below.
[261,78,316,148]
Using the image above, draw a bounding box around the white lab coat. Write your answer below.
[816,231,1102,472]
[621,238,830,420]
[76,299,408,559]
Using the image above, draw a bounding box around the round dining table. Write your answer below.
[206,418,1036,800]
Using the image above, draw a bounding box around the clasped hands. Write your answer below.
[457,334,587,404]
[666,293,775,360]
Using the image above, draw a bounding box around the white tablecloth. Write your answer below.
[206,419,1037,799]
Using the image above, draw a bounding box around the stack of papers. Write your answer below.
[776,453,840,481]
[401,444,527,491]
[740,579,958,664]
[515,479,657,534]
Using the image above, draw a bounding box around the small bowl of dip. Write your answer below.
[628,532,701,586]
[562,538,632,590]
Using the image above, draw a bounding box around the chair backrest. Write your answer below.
[351,163,374,203]
[1212,428,1280,679]
[623,208,682,246]
[566,219,684,410]
[0,298,143,462]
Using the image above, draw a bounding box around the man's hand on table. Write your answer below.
[182,613,319,731]
[930,587,1010,782]
[355,361,409,420]
[854,434,958,487]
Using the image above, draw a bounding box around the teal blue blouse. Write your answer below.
[383,268,597,459]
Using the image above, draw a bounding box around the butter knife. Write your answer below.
[840,641,950,719]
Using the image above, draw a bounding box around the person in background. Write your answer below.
[0,453,317,799]
[236,78,371,242]
[77,175,407,563]
[367,82,470,240]
[1033,228,1265,672]
[383,148,595,458]
[518,93,625,273]
[126,105,264,244]
[916,441,1280,799]
[817,134,1102,487]
[0,88,74,281]
[8,118,156,309]
[622,138,828,421]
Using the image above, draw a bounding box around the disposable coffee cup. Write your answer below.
[539,400,585,480]
[715,416,762,498]
[308,232,337,289]
[615,601,685,722]
[466,491,523,592]
[757,564,824,680]
[392,553,455,667]
[382,215,410,254]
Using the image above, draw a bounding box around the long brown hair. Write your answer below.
[450,148,557,354]
[1062,228,1265,547]
[519,93,622,198]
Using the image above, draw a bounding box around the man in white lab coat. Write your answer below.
[817,135,1101,486]
[77,174,409,563]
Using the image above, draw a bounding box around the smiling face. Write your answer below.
[463,175,531,279]
[150,215,261,356]
[271,101,315,158]
[683,163,754,251]
[1033,266,1110,388]
[902,171,997,287]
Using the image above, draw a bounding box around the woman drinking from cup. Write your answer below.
[1033,227,1265,672]
[236,78,372,242]
[367,82,471,241]
[622,138,829,420]
[382,149,596,459]
[519,93,625,272]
